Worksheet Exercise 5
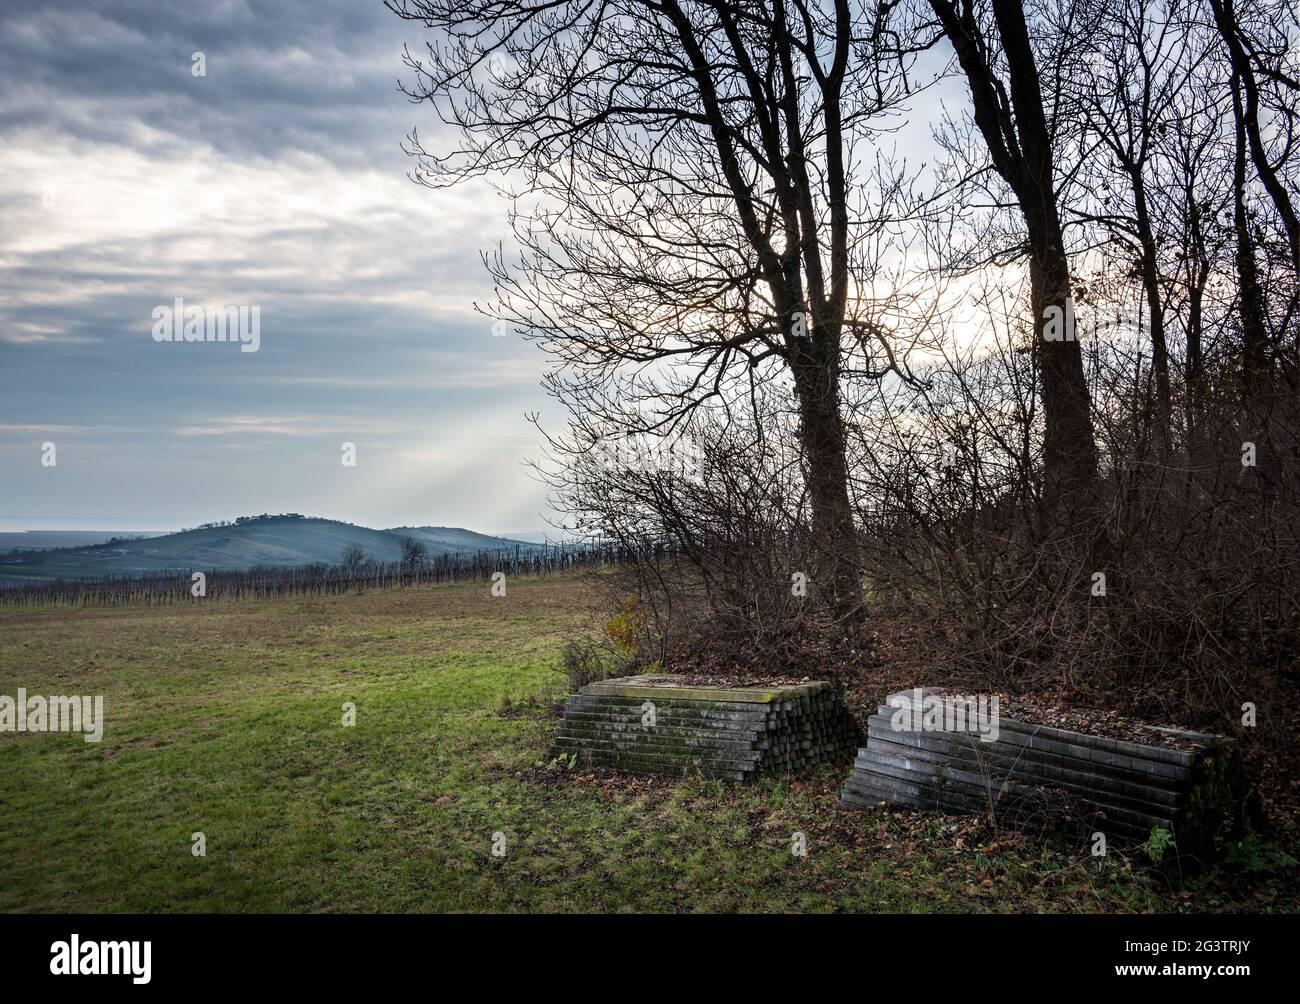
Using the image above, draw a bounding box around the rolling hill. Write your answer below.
[0,530,166,551]
[0,516,541,583]
[384,526,540,553]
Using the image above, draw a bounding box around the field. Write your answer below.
[0,575,1294,913]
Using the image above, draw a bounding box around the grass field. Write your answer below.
[0,575,1294,913]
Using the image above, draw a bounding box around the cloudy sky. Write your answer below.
[0,0,555,537]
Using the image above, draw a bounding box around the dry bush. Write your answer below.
[560,634,637,692]
[551,409,874,685]
[855,329,1300,738]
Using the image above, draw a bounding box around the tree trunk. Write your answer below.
[1211,0,1300,277]
[1183,172,1208,464]
[1028,247,1101,511]
[1132,179,1172,455]
[790,338,861,619]
[991,0,1100,512]
[1230,72,1278,495]
[1231,76,1270,390]
[930,0,1101,517]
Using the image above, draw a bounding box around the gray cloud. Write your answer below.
[0,0,556,537]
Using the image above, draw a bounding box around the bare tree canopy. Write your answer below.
[389,0,941,615]
[392,0,1300,712]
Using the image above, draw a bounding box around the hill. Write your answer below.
[0,530,165,551]
[384,525,539,553]
[0,515,540,582]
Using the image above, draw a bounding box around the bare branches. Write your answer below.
[394,0,932,613]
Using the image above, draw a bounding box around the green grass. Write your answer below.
[0,576,1293,913]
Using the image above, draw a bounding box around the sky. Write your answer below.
[0,1,964,540]
[0,0,557,537]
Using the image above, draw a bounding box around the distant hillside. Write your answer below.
[385,526,538,553]
[0,530,165,551]
[0,516,540,583]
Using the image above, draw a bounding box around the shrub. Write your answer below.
[561,635,631,692]
[603,597,645,656]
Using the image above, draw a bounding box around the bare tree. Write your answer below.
[925,0,1101,515]
[398,536,428,572]
[340,543,369,576]
[1065,0,1202,454]
[1208,0,1300,277]
[389,0,933,616]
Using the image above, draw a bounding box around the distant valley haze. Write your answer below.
[0,514,550,583]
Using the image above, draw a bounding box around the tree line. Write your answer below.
[389,0,1300,727]
[0,543,627,607]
